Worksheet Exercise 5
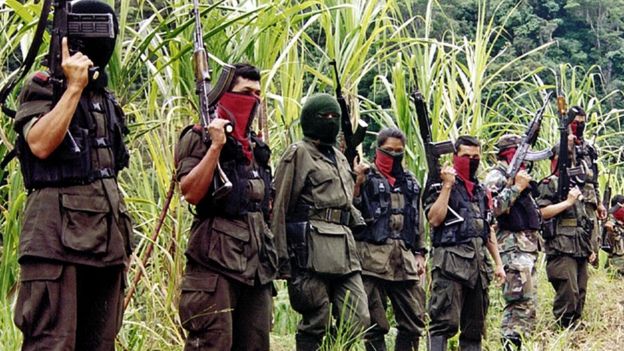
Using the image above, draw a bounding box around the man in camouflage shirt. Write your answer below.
[484,134,542,351]
[604,195,624,275]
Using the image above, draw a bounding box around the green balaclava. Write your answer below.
[300,93,341,145]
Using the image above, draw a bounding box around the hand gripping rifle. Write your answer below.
[411,78,462,225]
[329,60,367,167]
[191,0,236,198]
[505,92,553,179]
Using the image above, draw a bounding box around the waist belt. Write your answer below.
[309,208,351,225]
[559,218,578,227]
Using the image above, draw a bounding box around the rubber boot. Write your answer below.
[395,332,419,351]
[502,336,521,351]
[365,337,387,351]
[459,338,482,351]
[428,335,447,351]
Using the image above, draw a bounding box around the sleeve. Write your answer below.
[14,73,54,134]
[423,185,441,218]
[270,144,304,278]
[484,169,521,217]
[415,196,428,254]
[174,128,207,182]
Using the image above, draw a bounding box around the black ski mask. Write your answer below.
[69,0,118,88]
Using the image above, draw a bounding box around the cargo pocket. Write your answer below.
[207,218,250,273]
[502,265,531,302]
[428,276,452,322]
[357,242,391,274]
[14,262,64,337]
[441,246,476,283]
[308,222,348,274]
[60,194,110,254]
[178,272,220,333]
[287,274,327,313]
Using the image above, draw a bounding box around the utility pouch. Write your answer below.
[286,221,310,268]
[541,218,556,241]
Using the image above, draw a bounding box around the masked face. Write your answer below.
[217,92,260,136]
[70,0,118,69]
[614,205,624,223]
[570,120,585,139]
[300,93,342,145]
[454,154,480,181]
[376,147,404,175]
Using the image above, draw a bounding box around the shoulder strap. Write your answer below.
[0,0,52,118]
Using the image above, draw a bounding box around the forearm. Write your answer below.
[26,85,82,159]
[428,184,452,227]
[180,144,223,204]
[486,230,503,267]
[540,200,573,220]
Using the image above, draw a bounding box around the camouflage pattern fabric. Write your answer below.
[606,215,624,275]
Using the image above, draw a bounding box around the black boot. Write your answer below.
[428,335,447,351]
[502,336,521,351]
[459,338,482,351]
[395,332,419,351]
[296,335,322,351]
[365,337,387,351]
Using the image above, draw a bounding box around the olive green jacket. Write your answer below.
[271,138,364,278]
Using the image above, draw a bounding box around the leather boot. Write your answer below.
[428,335,447,351]
[459,338,482,351]
[395,332,418,351]
[365,337,387,351]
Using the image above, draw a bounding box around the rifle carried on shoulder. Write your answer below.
[191,0,236,198]
[505,92,553,179]
[329,60,367,166]
[411,76,462,225]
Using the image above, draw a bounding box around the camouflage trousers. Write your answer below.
[500,249,538,339]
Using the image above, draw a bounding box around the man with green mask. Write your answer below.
[272,93,370,351]
[353,127,426,351]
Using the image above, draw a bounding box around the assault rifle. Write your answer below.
[191,0,236,198]
[329,60,367,167]
[601,173,613,252]
[555,96,585,202]
[412,77,462,225]
[506,92,553,179]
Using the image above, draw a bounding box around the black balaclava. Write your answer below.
[70,0,118,89]
[300,93,341,145]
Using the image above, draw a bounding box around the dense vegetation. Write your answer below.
[1,1,623,350]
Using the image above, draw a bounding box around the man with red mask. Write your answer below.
[603,195,624,275]
[425,135,505,351]
[175,63,277,350]
[484,134,541,351]
[566,106,608,267]
[352,127,426,351]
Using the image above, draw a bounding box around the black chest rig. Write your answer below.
[358,170,420,249]
[432,181,490,247]
[195,131,272,221]
[16,91,129,190]
[493,169,542,231]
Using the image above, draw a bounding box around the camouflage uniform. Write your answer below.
[13,73,132,351]
[272,138,370,351]
[484,162,541,344]
[354,165,426,351]
[572,141,601,264]
[424,178,493,350]
[536,176,593,327]
[605,213,624,275]
[175,128,277,351]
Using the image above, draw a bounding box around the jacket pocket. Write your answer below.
[308,221,349,274]
[441,245,476,283]
[309,171,343,208]
[178,271,220,333]
[357,241,391,274]
[207,218,250,273]
[60,194,110,254]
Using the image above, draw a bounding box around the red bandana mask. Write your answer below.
[453,155,479,198]
[614,206,624,223]
[375,148,403,186]
[217,92,260,161]
[500,147,526,171]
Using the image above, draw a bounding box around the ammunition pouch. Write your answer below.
[286,221,310,268]
[541,218,556,241]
